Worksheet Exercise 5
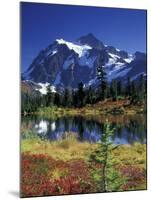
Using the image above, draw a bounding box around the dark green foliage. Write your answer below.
[54,92,62,106]
[117,80,122,96]
[97,65,107,101]
[46,85,55,106]
[130,81,138,104]
[105,83,111,99]
[138,74,146,102]
[110,80,117,101]
[63,88,73,107]
[86,86,96,104]
[127,75,146,105]
[21,92,41,113]
[125,77,131,97]
[72,90,78,107]
[77,82,85,107]
[21,72,147,112]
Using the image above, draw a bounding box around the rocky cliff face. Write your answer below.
[23,33,146,92]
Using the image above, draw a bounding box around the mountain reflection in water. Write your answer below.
[21,115,146,144]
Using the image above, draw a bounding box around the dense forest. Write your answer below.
[21,65,147,113]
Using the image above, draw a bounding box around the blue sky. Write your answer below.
[21,2,147,72]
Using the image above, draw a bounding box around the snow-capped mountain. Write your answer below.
[22,33,146,93]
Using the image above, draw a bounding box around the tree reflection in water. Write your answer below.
[22,114,146,144]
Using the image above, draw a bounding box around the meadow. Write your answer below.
[21,126,146,197]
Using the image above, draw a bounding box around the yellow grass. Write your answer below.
[21,132,98,161]
[112,143,146,169]
[21,131,146,170]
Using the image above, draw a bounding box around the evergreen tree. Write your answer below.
[110,80,117,101]
[63,87,73,107]
[125,77,131,98]
[41,95,47,107]
[77,82,85,107]
[105,82,110,99]
[130,81,138,104]
[90,120,124,192]
[117,80,122,97]
[46,85,54,106]
[97,65,107,101]
[72,90,78,107]
[86,86,95,104]
[54,92,61,106]
[138,74,146,102]
[21,92,41,113]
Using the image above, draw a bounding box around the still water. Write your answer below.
[21,115,146,144]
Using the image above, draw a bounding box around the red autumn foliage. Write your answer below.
[21,153,96,197]
[119,165,146,190]
[21,153,146,197]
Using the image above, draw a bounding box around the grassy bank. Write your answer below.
[35,99,146,118]
[21,133,97,161]
[21,132,146,168]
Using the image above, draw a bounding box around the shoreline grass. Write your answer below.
[21,133,98,161]
[22,99,146,117]
[21,132,146,169]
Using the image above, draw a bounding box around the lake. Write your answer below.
[21,114,146,144]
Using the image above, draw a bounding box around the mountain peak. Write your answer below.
[81,33,97,40]
[56,38,92,57]
[23,34,146,90]
[77,33,104,49]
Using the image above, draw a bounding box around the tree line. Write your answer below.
[21,65,146,113]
